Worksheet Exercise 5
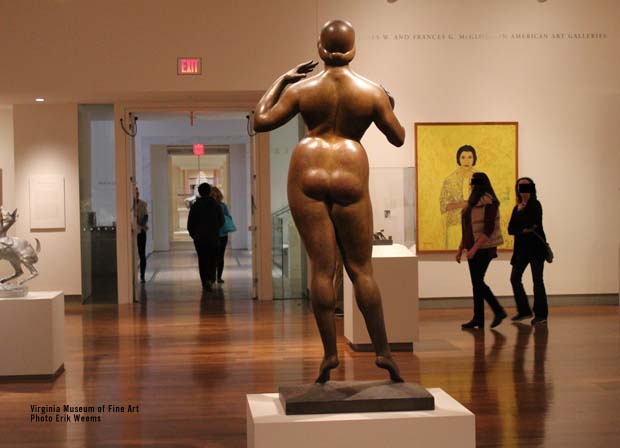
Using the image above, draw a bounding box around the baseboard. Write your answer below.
[420,294,619,309]
[348,342,413,352]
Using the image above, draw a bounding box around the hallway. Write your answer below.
[140,242,253,301]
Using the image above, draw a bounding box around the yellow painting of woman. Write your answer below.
[416,122,517,253]
[439,145,477,249]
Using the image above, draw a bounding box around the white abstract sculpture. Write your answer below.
[0,207,41,297]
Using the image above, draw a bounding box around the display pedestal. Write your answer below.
[247,388,474,448]
[344,244,418,351]
[0,291,65,380]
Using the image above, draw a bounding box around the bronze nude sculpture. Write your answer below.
[254,19,405,384]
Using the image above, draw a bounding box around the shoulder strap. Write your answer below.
[532,229,547,243]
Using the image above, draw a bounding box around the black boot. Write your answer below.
[531,316,548,326]
[511,312,533,322]
[490,310,507,328]
[461,319,484,329]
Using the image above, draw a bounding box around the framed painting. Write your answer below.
[29,174,66,230]
[415,122,518,253]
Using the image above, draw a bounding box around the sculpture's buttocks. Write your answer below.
[289,136,367,205]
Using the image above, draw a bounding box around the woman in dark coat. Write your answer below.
[187,183,224,291]
[508,177,549,325]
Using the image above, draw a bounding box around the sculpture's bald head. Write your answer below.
[318,20,356,66]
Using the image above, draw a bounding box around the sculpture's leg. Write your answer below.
[18,262,38,285]
[288,184,339,384]
[1,255,23,284]
[332,192,404,383]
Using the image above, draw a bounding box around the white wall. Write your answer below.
[318,0,620,297]
[150,145,169,252]
[0,1,317,104]
[0,107,15,279]
[229,144,250,250]
[13,104,81,295]
[0,107,15,212]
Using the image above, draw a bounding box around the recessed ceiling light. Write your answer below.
[35,98,45,102]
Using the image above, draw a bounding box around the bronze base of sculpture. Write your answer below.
[279,380,435,415]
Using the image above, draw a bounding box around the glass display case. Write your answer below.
[368,166,416,250]
[78,104,118,303]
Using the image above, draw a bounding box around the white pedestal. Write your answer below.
[0,291,65,379]
[247,388,474,448]
[344,244,418,350]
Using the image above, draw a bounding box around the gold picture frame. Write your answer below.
[415,122,518,253]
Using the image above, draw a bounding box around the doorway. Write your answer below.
[112,100,309,304]
[128,111,254,302]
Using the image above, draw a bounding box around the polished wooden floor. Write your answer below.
[1,253,619,447]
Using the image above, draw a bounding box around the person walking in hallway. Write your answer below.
[508,177,549,325]
[211,186,236,284]
[457,172,507,329]
[135,188,149,283]
[187,183,224,292]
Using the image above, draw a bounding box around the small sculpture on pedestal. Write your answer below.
[373,229,394,246]
[0,207,41,297]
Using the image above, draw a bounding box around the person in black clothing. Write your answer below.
[187,183,224,291]
[508,177,549,325]
[135,188,149,283]
[456,172,507,329]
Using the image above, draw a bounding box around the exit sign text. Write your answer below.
[177,58,202,75]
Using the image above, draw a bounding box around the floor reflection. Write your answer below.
[139,246,254,302]
[460,322,552,448]
[465,328,505,448]
[200,287,227,314]
[513,323,551,448]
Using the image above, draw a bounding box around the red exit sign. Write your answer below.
[193,144,204,155]
[177,57,202,75]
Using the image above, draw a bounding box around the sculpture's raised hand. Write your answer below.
[284,60,319,83]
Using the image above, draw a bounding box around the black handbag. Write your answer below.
[532,230,554,263]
